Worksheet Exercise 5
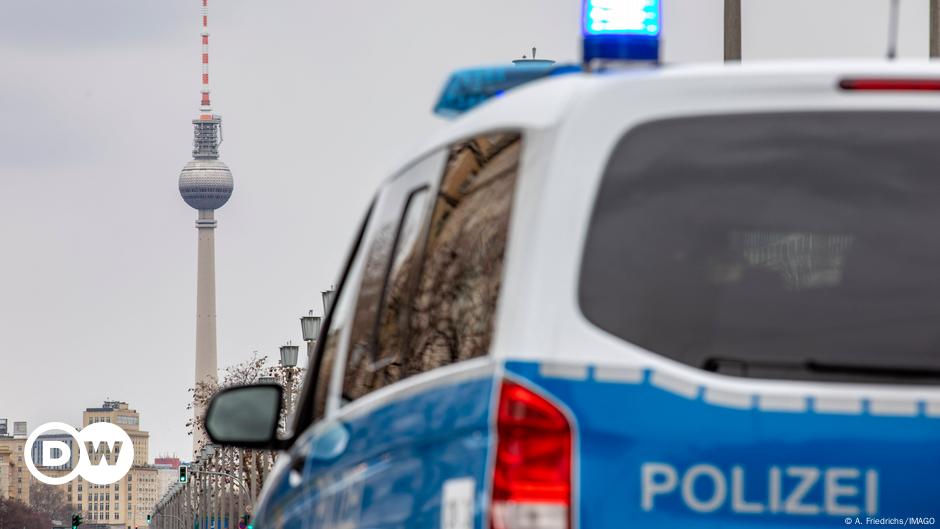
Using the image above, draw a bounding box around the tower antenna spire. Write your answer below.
[190,0,221,160]
[200,0,212,117]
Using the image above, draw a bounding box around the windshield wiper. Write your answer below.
[804,360,940,381]
[704,356,940,384]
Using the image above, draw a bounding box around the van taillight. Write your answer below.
[491,381,572,529]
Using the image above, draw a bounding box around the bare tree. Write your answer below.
[28,481,72,524]
[187,353,270,444]
[0,497,50,529]
[182,352,305,518]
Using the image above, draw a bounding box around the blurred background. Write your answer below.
[0,0,933,459]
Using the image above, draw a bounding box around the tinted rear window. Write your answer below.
[579,112,940,384]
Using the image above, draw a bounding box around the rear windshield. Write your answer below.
[579,112,940,384]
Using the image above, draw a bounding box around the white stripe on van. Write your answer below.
[869,399,919,417]
[703,388,753,410]
[531,362,937,419]
[927,401,940,417]
[813,396,864,415]
[538,362,589,381]
[650,372,700,400]
[593,366,644,384]
[758,394,809,413]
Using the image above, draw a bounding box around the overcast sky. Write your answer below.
[0,0,935,460]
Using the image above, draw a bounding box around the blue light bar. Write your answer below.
[433,64,580,118]
[582,0,661,63]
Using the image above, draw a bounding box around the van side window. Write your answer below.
[399,133,522,378]
[339,133,521,403]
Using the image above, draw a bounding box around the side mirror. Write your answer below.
[205,384,283,448]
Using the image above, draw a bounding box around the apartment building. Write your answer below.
[0,423,30,504]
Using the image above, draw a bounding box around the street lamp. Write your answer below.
[279,344,299,368]
[300,311,322,364]
[321,288,336,316]
[300,311,322,342]
[279,343,300,415]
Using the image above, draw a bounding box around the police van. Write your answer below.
[204,1,940,527]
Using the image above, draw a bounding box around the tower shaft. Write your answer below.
[193,209,219,454]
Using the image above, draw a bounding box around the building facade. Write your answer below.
[153,457,181,501]
[82,401,150,467]
[3,405,165,529]
[0,431,29,503]
[43,402,160,529]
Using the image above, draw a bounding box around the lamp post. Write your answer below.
[724,0,741,61]
[279,343,300,414]
[300,311,322,365]
[933,0,940,58]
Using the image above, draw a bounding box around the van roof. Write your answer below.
[416,59,940,156]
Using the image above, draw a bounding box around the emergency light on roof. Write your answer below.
[582,0,661,63]
[433,64,580,118]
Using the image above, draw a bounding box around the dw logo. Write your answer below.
[24,422,134,485]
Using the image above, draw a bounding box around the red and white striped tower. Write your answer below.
[200,0,212,119]
[178,0,234,457]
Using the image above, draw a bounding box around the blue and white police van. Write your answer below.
[204,1,940,527]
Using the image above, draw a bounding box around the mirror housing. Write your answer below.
[205,384,285,449]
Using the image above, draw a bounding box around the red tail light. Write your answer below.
[491,380,572,529]
[839,78,940,91]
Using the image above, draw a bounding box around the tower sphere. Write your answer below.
[179,159,233,210]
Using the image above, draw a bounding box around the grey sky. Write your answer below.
[0,0,934,459]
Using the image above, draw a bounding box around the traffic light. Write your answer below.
[71,514,83,529]
[146,514,151,525]
[179,465,188,483]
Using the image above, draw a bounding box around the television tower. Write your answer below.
[178,0,233,455]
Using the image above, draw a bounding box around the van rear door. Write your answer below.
[562,111,940,527]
